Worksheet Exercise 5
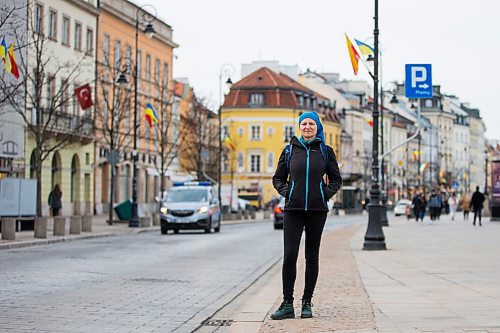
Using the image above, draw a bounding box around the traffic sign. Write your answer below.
[405,64,433,99]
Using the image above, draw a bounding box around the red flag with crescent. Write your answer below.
[74,83,93,110]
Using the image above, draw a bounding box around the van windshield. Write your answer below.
[166,189,208,203]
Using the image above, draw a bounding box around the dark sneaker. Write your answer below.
[271,300,295,320]
[301,299,313,318]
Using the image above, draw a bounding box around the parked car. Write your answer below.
[159,181,221,234]
[393,199,412,216]
[273,197,285,229]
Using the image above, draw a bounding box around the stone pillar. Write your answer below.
[140,216,151,227]
[152,213,160,226]
[34,217,48,239]
[263,209,271,219]
[70,216,82,234]
[53,216,66,236]
[236,209,243,220]
[242,210,249,219]
[1,218,16,240]
[82,215,93,232]
[250,209,256,219]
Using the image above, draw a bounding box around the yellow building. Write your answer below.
[221,67,341,208]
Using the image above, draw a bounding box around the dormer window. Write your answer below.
[249,93,264,106]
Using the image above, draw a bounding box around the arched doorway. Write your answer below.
[51,151,62,190]
[29,149,39,179]
[71,154,81,211]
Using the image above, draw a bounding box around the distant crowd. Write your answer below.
[408,185,486,226]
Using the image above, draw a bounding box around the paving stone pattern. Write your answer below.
[259,225,376,333]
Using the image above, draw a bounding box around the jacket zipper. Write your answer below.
[305,147,310,211]
[288,181,295,201]
[320,181,325,207]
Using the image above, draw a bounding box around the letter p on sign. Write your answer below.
[411,67,427,88]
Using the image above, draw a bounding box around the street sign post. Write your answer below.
[405,64,433,99]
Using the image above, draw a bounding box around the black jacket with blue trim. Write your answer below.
[272,136,342,212]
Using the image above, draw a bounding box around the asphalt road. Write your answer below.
[0,214,365,333]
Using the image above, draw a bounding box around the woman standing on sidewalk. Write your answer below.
[271,111,342,320]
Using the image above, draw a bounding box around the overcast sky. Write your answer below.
[137,0,499,139]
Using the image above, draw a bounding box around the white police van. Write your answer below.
[159,181,221,234]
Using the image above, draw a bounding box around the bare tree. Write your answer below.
[180,93,219,182]
[0,2,94,216]
[94,54,133,224]
[149,76,187,198]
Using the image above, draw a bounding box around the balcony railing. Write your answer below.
[42,110,94,144]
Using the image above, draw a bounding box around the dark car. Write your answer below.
[273,197,285,229]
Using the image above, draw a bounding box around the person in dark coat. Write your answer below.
[271,111,342,320]
[48,184,62,216]
[470,185,485,226]
[428,189,442,222]
[412,190,427,222]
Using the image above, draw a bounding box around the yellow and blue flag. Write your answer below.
[144,103,159,128]
[354,38,375,59]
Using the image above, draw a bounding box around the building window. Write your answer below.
[237,127,244,137]
[61,78,68,113]
[62,16,70,46]
[163,62,169,87]
[267,152,274,172]
[222,125,229,139]
[114,40,121,69]
[136,50,142,81]
[249,93,264,106]
[85,28,93,55]
[145,54,151,81]
[250,125,261,141]
[125,45,131,73]
[284,125,294,142]
[47,75,55,109]
[154,58,160,83]
[250,154,261,173]
[103,33,110,66]
[34,3,43,34]
[425,99,432,108]
[74,22,82,51]
[237,153,244,171]
[48,10,57,40]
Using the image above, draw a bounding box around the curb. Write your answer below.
[0,227,161,251]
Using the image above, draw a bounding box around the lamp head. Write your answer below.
[390,94,398,104]
[144,23,155,39]
[225,77,233,88]
[117,72,129,87]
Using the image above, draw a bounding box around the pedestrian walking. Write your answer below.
[428,189,442,222]
[412,191,427,222]
[448,192,459,221]
[48,184,62,216]
[271,111,342,320]
[470,185,485,226]
[460,192,471,220]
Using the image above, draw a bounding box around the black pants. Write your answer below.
[473,208,482,225]
[282,210,327,301]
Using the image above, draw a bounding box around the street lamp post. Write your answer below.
[129,5,156,228]
[218,65,234,213]
[363,0,386,250]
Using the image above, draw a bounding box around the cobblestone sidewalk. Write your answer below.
[258,225,376,333]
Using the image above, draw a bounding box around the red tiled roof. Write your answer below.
[224,67,331,109]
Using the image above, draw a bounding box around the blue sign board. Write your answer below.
[405,64,433,99]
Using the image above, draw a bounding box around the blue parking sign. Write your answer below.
[405,64,433,99]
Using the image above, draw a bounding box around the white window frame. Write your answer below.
[103,33,110,66]
[284,124,294,142]
[62,15,70,46]
[237,127,244,137]
[266,152,275,172]
[249,124,262,141]
[237,152,244,173]
[249,154,261,173]
[48,9,57,40]
[249,93,264,106]
[85,28,93,55]
[74,22,82,51]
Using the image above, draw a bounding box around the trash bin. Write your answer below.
[114,199,132,221]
